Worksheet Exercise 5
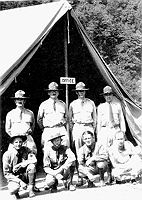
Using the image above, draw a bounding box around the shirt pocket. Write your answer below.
[44,108,54,116]
[56,104,65,114]
[83,104,93,114]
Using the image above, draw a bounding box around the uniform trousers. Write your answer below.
[45,165,75,188]
[78,161,108,180]
[112,154,142,181]
[7,163,36,195]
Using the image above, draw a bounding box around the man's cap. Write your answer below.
[100,86,113,95]
[45,82,62,91]
[10,134,27,143]
[73,82,89,91]
[10,90,29,99]
[48,129,65,141]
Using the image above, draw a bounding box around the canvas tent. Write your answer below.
[0,0,142,155]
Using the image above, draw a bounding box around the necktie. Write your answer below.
[108,103,114,127]
[81,99,84,107]
[53,100,56,111]
[18,110,22,120]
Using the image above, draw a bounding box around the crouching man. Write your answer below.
[2,134,38,199]
[77,131,112,187]
[43,128,76,192]
[108,131,142,184]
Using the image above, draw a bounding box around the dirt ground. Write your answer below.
[1,172,142,200]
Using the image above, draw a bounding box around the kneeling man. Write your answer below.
[3,134,38,199]
[43,128,76,192]
[78,131,111,187]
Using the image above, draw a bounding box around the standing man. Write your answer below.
[2,134,38,199]
[43,128,76,192]
[5,90,37,154]
[37,82,69,152]
[69,82,96,185]
[97,86,126,148]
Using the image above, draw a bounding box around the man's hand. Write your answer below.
[86,158,93,166]
[56,174,63,180]
[13,164,22,173]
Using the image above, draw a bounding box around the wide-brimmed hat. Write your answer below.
[48,129,65,141]
[73,82,89,91]
[10,134,27,144]
[100,86,113,95]
[11,90,29,99]
[45,82,62,91]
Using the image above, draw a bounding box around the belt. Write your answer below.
[44,123,64,128]
[75,122,93,126]
[102,124,120,128]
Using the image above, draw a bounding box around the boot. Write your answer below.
[87,180,95,188]
[98,168,105,187]
[28,185,35,198]
[50,179,58,193]
[76,176,83,187]
[11,193,20,200]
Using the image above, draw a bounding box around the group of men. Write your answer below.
[3,82,142,199]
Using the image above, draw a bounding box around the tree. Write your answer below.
[74,0,142,105]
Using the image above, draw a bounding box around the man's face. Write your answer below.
[77,90,86,99]
[15,99,25,107]
[83,133,94,147]
[12,137,23,150]
[116,134,125,148]
[52,137,62,148]
[104,93,113,103]
[49,90,59,99]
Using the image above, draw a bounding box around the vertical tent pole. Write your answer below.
[64,12,69,109]
[64,12,70,146]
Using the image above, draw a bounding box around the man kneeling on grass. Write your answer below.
[77,131,112,187]
[43,128,76,192]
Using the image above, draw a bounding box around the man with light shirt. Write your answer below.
[37,82,69,153]
[5,90,37,154]
[97,86,126,148]
[69,82,96,186]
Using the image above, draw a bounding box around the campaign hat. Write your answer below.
[11,90,29,99]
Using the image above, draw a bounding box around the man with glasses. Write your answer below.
[97,86,126,148]
[69,82,96,186]
[37,82,69,153]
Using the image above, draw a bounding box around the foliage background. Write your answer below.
[0,0,141,106]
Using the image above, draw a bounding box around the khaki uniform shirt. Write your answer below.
[78,142,108,166]
[5,107,35,136]
[97,98,126,133]
[69,98,96,127]
[43,145,76,172]
[37,98,67,128]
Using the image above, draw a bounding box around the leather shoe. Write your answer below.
[33,186,40,192]
[51,186,57,193]
[29,190,35,198]
[87,180,95,188]
[76,177,83,187]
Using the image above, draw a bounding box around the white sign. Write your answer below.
[60,77,76,84]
